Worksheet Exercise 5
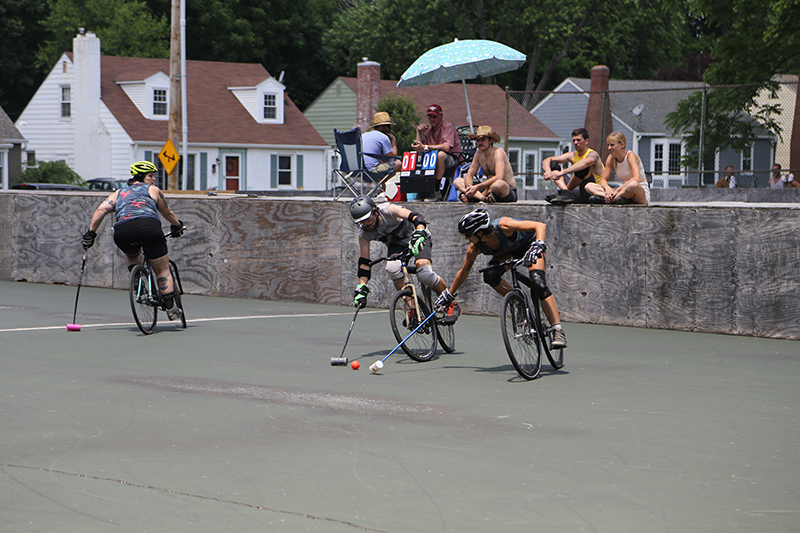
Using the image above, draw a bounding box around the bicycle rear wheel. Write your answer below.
[389,288,437,362]
[130,266,157,335]
[169,262,187,329]
[501,291,541,380]
[535,299,564,369]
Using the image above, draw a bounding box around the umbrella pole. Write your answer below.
[460,67,474,134]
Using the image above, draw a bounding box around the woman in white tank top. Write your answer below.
[597,132,650,205]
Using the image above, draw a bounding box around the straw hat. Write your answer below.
[468,125,501,143]
[371,112,396,128]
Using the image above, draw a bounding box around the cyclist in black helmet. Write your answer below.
[441,208,566,348]
[350,195,460,324]
[81,161,185,321]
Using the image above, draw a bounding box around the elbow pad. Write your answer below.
[408,211,428,228]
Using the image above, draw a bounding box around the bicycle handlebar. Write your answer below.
[369,249,412,267]
[164,225,188,239]
[478,257,524,273]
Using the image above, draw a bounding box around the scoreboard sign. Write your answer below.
[399,151,440,193]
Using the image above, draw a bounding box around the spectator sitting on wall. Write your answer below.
[596,132,650,205]
[542,128,605,205]
[411,104,463,194]
[716,165,736,188]
[452,125,518,203]
[770,164,799,189]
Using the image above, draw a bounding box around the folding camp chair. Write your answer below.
[332,127,396,200]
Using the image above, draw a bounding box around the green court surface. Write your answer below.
[1,281,798,532]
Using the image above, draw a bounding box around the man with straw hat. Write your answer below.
[363,111,401,175]
[453,125,518,203]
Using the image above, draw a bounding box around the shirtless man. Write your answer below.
[542,128,605,205]
[453,125,518,203]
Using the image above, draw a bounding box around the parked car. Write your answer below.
[11,182,87,191]
[86,177,128,191]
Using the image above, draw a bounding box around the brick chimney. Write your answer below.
[356,59,381,133]
[584,65,613,159]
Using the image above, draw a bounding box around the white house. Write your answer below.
[15,31,329,191]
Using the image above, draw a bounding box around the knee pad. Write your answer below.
[529,269,552,300]
[415,264,441,288]
[483,264,505,288]
[385,260,404,282]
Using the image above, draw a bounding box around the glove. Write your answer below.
[353,283,370,308]
[170,220,185,237]
[408,228,431,256]
[522,239,547,267]
[82,230,97,249]
[435,288,456,310]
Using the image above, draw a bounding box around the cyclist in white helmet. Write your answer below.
[82,161,185,321]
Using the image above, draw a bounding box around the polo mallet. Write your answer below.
[369,310,437,373]
[66,248,88,332]
[331,304,363,366]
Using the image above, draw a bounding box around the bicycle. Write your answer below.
[370,250,455,362]
[479,258,564,380]
[129,229,187,335]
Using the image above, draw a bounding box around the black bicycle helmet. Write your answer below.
[130,160,158,182]
[457,208,491,235]
[350,195,377,223]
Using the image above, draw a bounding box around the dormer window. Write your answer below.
[263,94,277,120]
[153,89,167,116]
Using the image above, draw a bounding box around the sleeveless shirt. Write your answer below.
[114,182,159,226]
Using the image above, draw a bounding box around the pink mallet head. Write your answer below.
[66,324,81,332]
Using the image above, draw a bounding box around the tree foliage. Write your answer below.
[14,160,84,185]
[376,93,423,154]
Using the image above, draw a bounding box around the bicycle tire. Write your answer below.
[169,262,187,329]
[389,288,437,362]
[501,291,542,380]
[424,287,455,353]
[130,265,157,335]
[535,298,564,369]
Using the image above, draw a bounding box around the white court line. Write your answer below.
[0,309,387,333]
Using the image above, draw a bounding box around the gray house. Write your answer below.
[0,105,26,189]
[531,77,774,188]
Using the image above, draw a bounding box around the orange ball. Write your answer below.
[351,361,360,370]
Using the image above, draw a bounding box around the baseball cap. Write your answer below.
[426,104,442,117]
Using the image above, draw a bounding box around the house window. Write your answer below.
[263,94,277,120]
[741,144,753,171]
[153,89,167,116]
[507,149,520,175]
[61,86,71,118]
[278,155,292,186]
[524,152,537,188]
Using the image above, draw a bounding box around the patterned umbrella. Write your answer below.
[397,39,526,132]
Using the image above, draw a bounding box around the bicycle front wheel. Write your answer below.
[130,266,157,335]
[389,289,437,362]
[501,291,541,380]
[169,262,187,329]
[425,287,455,353]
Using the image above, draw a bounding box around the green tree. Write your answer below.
[376,93,422,154]
[0,0,50,120]
[14,160,85,186]
[36,0,169,71]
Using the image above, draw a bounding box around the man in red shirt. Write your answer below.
[411,104,463,187]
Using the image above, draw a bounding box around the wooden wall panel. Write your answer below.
[1,191,798,340]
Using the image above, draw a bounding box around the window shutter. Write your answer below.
[200,153,207,190]
[296,155,303,189]
[270,154,277,188]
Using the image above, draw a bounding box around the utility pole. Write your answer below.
[168,0,181,190]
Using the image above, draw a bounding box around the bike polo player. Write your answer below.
[350,195,460,324]
[82,160,185,321]
[440,208,567,349]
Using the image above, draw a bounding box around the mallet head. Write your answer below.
[369,361,383,373]
[330,357,348,366]
[66,324,81,332]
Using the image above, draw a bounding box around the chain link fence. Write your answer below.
[506,80,797,190]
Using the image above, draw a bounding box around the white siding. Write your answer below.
[16,54,76,166]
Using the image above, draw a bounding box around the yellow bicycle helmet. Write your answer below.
[130,160,158,181]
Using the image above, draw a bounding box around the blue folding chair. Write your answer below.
[332,127,396,199]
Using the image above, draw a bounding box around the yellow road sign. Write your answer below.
[158,139,180,175]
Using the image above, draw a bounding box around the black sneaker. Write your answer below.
[588,195,605,204]
[614,196,633,205]
[549,189,575,205]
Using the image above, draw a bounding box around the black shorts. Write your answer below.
[492,186,518,203]
[113,217,168,259]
